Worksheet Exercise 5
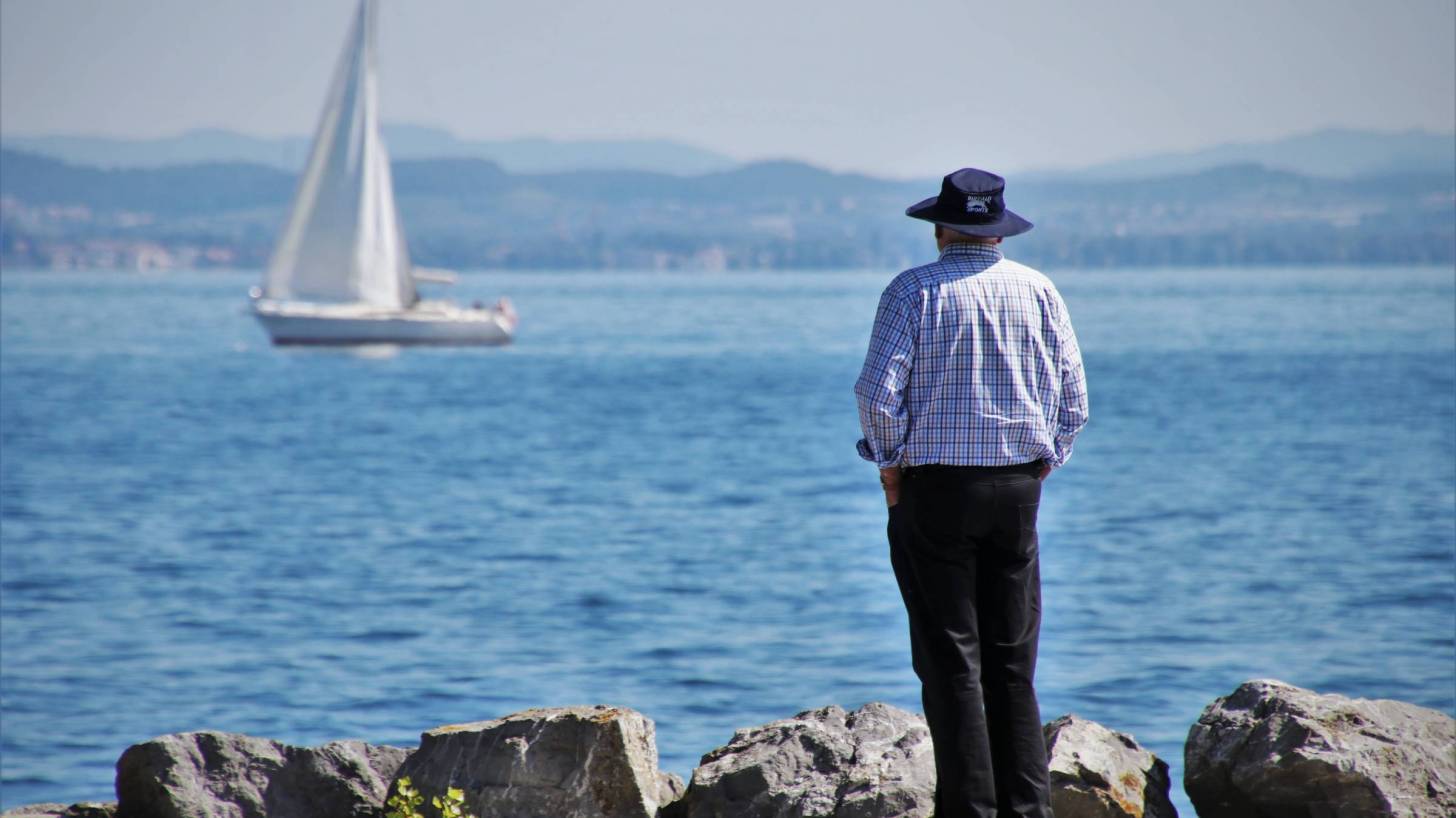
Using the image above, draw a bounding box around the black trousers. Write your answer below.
[888,461,1053,818]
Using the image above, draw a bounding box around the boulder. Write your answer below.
[1044,714,1178,818]
[1,805,116,818]
[391,705,680,818]
[1185,679,1456,818]
[58,806,118,818]
[668,702,936,818]
[658,770,688,807]
[269,740,413,817]
[114,731,409,818]
[0,805,69,818]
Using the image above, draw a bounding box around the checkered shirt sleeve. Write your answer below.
[1051,288,1089,466]
[853,285,919,467]
[854,244,1089,469]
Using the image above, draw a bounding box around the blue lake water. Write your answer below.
[2,265,1453,815]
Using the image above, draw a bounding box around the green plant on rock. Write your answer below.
[432,786,471,818]
[386,776,476,818]
[385,777,424,818]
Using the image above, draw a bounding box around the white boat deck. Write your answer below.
[253,298,516,346]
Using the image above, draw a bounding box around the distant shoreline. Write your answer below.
[4,259,1455,277]
[2,145,1451,273]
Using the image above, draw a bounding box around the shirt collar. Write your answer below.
[939,242,1004,264]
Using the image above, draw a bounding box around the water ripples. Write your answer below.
[2,267,1453,815]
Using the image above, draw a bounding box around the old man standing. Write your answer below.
[854,168,1089,818]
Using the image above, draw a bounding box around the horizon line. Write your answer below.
[2,123,1452,182]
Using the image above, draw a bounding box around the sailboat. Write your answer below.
[250,0,516,345]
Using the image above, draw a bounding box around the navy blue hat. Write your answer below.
[906,168,1033,238]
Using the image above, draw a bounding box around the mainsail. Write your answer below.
[264,0,416,309]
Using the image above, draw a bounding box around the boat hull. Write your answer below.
[252,300,515,346]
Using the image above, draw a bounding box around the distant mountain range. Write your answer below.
[2,126,1451,180]
[1,142,1452,271]
[0,125,739,176]
[1054,128,1455,180]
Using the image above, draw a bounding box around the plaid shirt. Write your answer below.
[854,242,1088,469]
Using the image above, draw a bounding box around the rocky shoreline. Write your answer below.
[6,680,1452,818]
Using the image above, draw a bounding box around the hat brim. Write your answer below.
[906,195,1033,238]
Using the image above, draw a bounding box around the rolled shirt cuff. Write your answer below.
[856,438,902,468]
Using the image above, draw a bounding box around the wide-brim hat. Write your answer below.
[906,168,1033,238]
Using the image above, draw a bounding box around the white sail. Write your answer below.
[264,0,416,309]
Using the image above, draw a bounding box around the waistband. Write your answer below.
[903,460,1044,478]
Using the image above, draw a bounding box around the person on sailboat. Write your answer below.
[854,168,1089,818]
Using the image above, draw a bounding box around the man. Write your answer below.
[854,168,1088,818]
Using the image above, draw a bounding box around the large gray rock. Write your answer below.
[1,805,115,818]
[1044,714,1178,818]
[0,805,70,818]
[1185,679,1456,818]
[114,731,409,818]
[668,702,936,818]
[391,705,681,818]
[270,740,413,818]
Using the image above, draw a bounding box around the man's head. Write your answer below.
[907,168,1032,241]
[935,224,1003,252]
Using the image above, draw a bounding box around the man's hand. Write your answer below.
[1038,461,1053,481]
[880,467,903,508]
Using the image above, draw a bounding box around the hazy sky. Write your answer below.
[2,0,1452,177]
